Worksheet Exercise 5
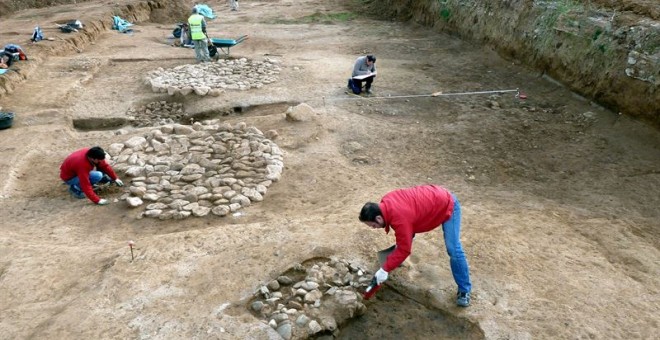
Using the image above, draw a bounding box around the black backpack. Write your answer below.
[208,44,218,58]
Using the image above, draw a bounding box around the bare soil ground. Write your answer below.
[0,0,659,339]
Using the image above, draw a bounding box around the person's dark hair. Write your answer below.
[192,6,198,14]
[86,146,106,160]
[359,202,381,222]
[366,55,376,63]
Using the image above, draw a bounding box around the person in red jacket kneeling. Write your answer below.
[359,184,472,307]
[60,146,124,205]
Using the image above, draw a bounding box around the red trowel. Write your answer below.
[363,276,382,300]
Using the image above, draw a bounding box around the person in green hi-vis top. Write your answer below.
[188,7,210,63]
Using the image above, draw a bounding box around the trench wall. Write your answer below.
[0,0,89,14]
[365,0,660,126]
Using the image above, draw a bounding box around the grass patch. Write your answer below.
[592,28,602,41]
[438,0,451,21]
[533,0,584,51]
[439,8,451,21]
[536,0,582,33]
[270,11,357,25]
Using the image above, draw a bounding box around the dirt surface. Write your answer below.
[1,0,659,339]
[370,0,660,126]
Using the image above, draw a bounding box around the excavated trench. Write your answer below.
[72,116,129,131]
[2,0,658,125]
[8,1,484,336]
[335,288,483,340]
[71,101,298,131]
[189,101,298,122]
[9,0,655,337]
[358,0,659,127]
[248,257,483,340]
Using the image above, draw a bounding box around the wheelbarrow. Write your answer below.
[209,35,248,56]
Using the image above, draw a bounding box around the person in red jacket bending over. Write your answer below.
[60,146,124,205]
[359,184,472,307]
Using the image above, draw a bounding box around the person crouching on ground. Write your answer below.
[358,184,473,307]
[348,55,377,95]
[59,146,124,205]
[188,6,211,63]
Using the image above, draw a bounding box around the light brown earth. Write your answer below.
[1,0,659,339]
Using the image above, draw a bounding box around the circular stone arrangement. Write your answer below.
[108,120,283,219]
[127,101,185,127]
[250,258,370,340]
[145,57,281,96]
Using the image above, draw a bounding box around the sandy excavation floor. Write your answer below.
[1,0,659,339]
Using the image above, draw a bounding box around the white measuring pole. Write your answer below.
[332,88,521,100]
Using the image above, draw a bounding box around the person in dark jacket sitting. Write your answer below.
[348,55,377,94]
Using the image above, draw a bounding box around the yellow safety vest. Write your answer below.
[188,14,205,40]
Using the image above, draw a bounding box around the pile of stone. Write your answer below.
[250,258,371,339]
[145,58,281,96]
[127,101,185,127]
[107,120,283,219]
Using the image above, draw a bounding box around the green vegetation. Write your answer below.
[533,0,585,53]
[535,0,582,34]
[437,0,451,21]
[592,28,602,41]
[270,12,357,25]
[440,8,451,21]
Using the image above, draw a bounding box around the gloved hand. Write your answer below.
[374,268,389,285]
[98,199,109,205]
[114,179,124,187]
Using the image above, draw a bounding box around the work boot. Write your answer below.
[68,185,85,199]
[93,174,111,191]
[98,174,112,184]
[365,88,372,95]
[457,291,470,307]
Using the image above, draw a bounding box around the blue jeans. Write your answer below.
[442,194,472,293]
[64,171,105,191]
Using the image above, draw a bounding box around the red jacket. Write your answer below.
[59,148,117,203]
[379,185,455,272]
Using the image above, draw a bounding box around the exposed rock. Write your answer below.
[276,323,292,340]
[108,143,125,156]
[251,301,264,313]
[212,205,230,216]
[111,121,282,220]
[145,58,281,98]
[277,276,293,285]
[267,280,281,291]
[126,196,143,207]
[124,136,148,150]
[285,103,315,122]
[308,320,322,335]
[246,257,372,338]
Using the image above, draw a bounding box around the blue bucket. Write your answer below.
[0,112,14,130]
